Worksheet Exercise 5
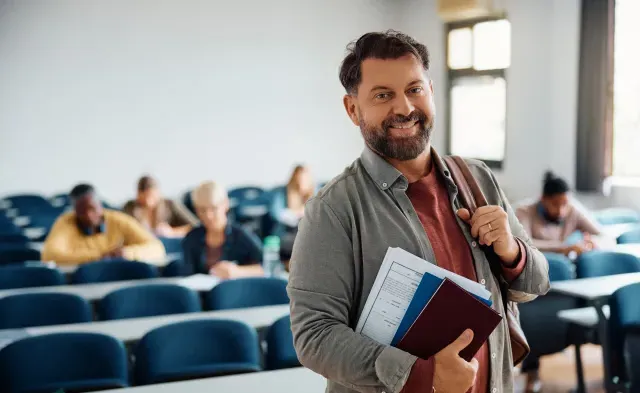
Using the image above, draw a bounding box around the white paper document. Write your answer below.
[355,247,491,345]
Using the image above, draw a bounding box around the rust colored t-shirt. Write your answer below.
[404,164,490,393]
[400,163,527,393]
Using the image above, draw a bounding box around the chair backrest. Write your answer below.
[0,217,21,236]
[543,253,575,282]
[0,234,30,245]
[159,236,184,254]
[575,251,640,279]
[0,266,65,290]
[0,332,129,393]
[162,259,186,277]
[0,292,92,329]
[182,190,195,215]
[265,315,300,370]
[71,260,159,284]
[133,319,261,385]
[99,284,201,320]
[0,248,41,266]
[26,212,62,230]
[594,208,640,226]
[50,193,70,208]
[609,283,640,386]
[618,228,640,245]
[206,277,289,310]
[4,194,52,213]
[228,187,266,208]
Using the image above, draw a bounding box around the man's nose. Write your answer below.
[392,95,415,118]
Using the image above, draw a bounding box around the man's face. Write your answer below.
[74,194,103,229]
[343,54,436,161]
[541,193,570,222]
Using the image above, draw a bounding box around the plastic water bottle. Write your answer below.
[263,236,281,277]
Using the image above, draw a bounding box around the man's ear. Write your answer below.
[343,94,360,126]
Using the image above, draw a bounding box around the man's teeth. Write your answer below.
[391,123,415,129]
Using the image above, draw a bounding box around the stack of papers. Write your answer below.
[355,247,492,346]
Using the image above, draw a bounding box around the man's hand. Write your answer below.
[209,261,240,280]
[458,206,520,264]
[433,329,479,393]
[562,243,589,257]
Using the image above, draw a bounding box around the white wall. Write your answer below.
[0,0,400,204]
[399,0,582,202]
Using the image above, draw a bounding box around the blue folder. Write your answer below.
[391,272,493,346]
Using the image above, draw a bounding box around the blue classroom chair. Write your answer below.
[0,247,41,266]
[609,283,640,391]
[182,190,195,215]
[71,259,159,284]
[594,208,640,226]
[618,228,640,245]
[576,251,640,279]
[228,186,266,208]
[133,319,261,385]
[265,315,301,370]
[0,333,129,393]
[0,234,30,246]
[99,284,201,321]
[0,266,65,290]
[520,254,579,378]
[3,194,52,215]
[206,277,289,310]
[158,236,184,254]
[0,293,92,329]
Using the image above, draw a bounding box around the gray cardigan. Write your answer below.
[287,147,550,393]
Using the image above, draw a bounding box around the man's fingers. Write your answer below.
[457,208,472,223]
[471,213,500,238]
[447,329,475,353]
[469,206,500,226]
[482,229,503,246]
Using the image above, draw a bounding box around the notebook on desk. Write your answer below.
[396,278,502,362]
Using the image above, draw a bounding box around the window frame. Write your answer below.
[445,16,509,170]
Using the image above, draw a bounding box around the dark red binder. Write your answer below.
[396,278,502,362]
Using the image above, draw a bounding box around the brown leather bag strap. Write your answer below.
[451,156,489,208]
[442,156,477,214]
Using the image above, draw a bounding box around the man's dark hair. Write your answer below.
[542,171,570,197]
[137,175,157,192]
[69,183,96,203]
[339,30,430,94]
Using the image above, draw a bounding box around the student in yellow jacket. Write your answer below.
[42,184,166,265]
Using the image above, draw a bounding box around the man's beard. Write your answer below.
[359,109,433,161]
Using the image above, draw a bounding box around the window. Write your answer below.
[446,18,511,168]
[612,0,640,177]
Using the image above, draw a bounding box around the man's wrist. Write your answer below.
[499,237,521,266]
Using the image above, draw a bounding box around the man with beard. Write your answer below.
[287,31,550,393]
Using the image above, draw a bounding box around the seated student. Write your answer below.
[182,181,263,279]
[272,164,315,222]
[517,173,602,391]
[270,165,315,263]
[123,175,197,238]
[42,184,166,265]
[516,172,602,257]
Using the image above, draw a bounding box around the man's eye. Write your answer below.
[375,93,391,100]
[409,87,424,94]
